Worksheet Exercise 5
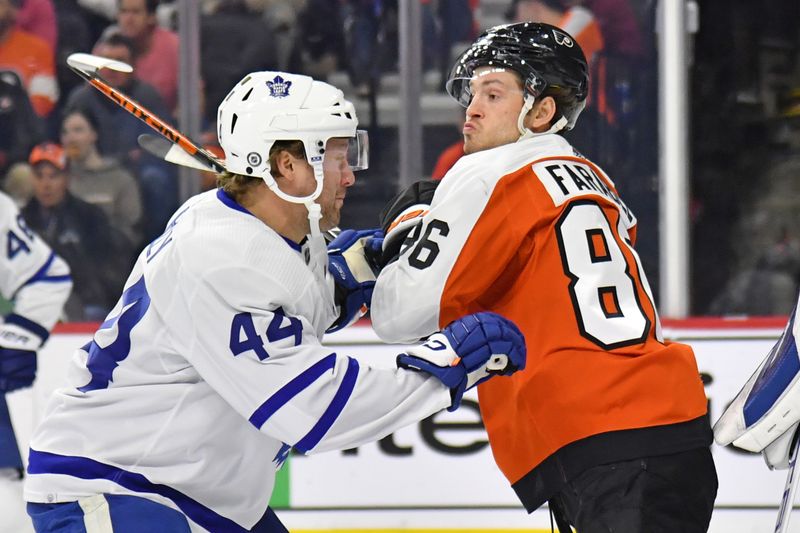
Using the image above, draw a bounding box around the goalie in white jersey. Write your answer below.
[23,71,526,532]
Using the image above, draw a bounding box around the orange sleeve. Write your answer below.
[439,168,537,328]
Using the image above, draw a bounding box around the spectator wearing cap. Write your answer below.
[22,142,129,321]
[60,106,143,251]
[0,0,58,116]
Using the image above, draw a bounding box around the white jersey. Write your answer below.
[25,189,450,532]
[0,191,71,349]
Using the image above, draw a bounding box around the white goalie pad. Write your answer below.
[714,299,800,453]
[764,422,800,470]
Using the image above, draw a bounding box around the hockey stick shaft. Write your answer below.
[776,430,800,533]
[67,62,225,173]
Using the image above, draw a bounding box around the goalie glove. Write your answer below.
[326,228,383,333]
[377,179,439,268]
[397,312,526,411]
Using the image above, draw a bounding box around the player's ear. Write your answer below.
[273,149,296,180]
[526,96,557,132]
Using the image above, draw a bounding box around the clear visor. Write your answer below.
[445,59,474,107]
[446,76,473,108]
[347,129,369,171]
[446,67,515,108]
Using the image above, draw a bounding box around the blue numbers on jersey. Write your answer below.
[6,215,35,259]
[229,307,302,361]
[230,312,269,360]
[79,276,151,392]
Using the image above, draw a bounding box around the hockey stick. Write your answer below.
[776,428,800,533]
[66,53,225,173]
[137,133,219,172]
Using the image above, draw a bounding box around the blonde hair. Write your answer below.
[216,140,307,203]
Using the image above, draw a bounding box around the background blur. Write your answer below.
[4,2,800,531]
[1,0,800,321]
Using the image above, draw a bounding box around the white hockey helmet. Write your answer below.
[217,71,368,205]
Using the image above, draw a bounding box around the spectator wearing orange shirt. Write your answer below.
[0,0,58,117]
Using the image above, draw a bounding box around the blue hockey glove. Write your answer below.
[397,312,526,410]
[326,228,383,333]
[0,347,37,392]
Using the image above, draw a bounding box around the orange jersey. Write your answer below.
[372,134,707,486]
[0,27,57,116]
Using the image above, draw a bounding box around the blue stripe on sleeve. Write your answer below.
[4,313,50,343]
[22,252,55,285]
[27,449,250,532]
[21,251,71,284]
[249,353,337,429]
[35,275,72,283]
[294,357,360,453]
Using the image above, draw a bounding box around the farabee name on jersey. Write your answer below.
[533,159,635,226]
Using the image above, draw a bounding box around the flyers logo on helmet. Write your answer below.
[553,30,574,48]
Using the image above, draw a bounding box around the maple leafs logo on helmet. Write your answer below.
[216,71,368,205]
[266,75,292,98]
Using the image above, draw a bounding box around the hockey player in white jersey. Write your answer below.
[0,190,72,532]
[23,71,527,532]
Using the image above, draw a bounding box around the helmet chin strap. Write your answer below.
[263,161,337,316]
[516,94,569,141]
[264,164,330,286]
[303,164,337,315]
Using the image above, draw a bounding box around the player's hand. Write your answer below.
[0,347,37,392]
[326,228,383,333]
[397,312,526,411]
[378,179,439,268]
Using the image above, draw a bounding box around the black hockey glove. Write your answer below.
[377,179,439,268]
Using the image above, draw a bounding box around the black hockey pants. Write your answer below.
[548,447,718,533]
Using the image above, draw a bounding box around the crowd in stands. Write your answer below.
[0,0,798,320]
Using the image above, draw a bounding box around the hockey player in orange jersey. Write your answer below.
[369,22,718,532]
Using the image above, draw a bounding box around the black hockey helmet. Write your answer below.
[446,22,589,131]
